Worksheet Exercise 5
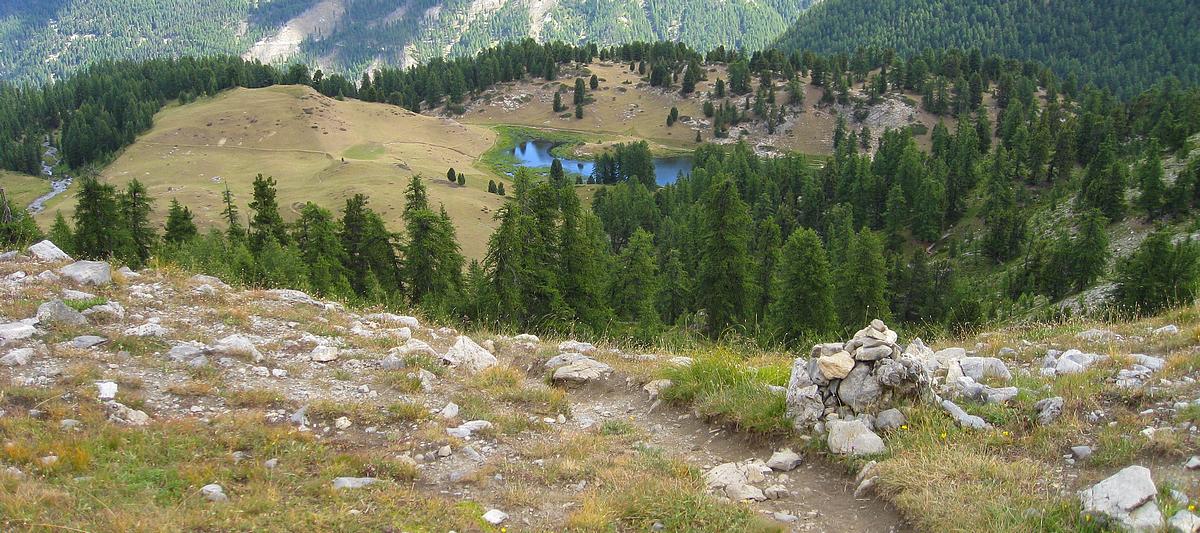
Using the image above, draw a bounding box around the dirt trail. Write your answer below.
[567,376,908,532]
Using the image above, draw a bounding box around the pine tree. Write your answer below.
[589,74,599,90]
[696,177,751,336]
[248,174,287,252]
[610,228,659,327]
[72,176,129,260]
[220,185,244,242]
[293,202,351,297]
[488,180,498,194]
[1080,136,1126,222]
[550,159,565,187]
[657,248,691,326]
[573,78,585,105]
[749,217,781,325]
[981,149,1025,263]
[575,104,583,119]
[340,194,401,300]
[48,211,74,254]
[119,179,156,267]
[558,191,611,328]
[770,227,836,342]
[1071,209,1109,292]
[1136,143,1166,219]
[163,199,197,244]
[404,175,429,213]
[447,167,457,182]
[1115,229,1200,314]
[552,92,563,113]
[840,228,890,327]
[457,173,465,187]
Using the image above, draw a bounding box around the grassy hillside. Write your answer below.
[774,0,1200,97]
[35,85,505,259]
[0,171,51,209]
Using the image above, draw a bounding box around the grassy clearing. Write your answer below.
[0,170,52,209]
[0,407,480,531]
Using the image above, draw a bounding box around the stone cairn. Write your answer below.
[786,319,931,430]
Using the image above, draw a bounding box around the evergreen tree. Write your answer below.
[573,78,586,105]
[447,167,457,182]
[749,217,781,325]
[770,227,836,342]
[119,179,156,267]
[340,194,401,300]
[488,180,498,194]
[220,185,244,242]
[657,248,691,325]
[550,159,565,187]
[589,74,599,90]
[293,202,351,297]
[1115,229,1200,314]
[163,199,197,244]
[558,191,612,328]
[980,149,1025,263]
[840,228,890,327]
[457,173,465,187]
[552,92,564,113]
[609,228,659,328]
[1080,136,1126,221]
[696,177,751,336]
[72,176,129,260]
[1135,143,1165,219]
[575,104,583,119]
[248,174,287,252]
[1071,209,1110,292]
[47,211,74,254]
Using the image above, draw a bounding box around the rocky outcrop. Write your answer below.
[441,336,497,372]
[27,240,71,261]
[1078,465,1163,532]
[59,260,111,286]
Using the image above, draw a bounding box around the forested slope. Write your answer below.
[774,0,1200,97]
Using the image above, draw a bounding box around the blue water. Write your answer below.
[510,140,692,186]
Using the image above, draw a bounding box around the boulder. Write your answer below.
[446,420,492,439]
[482,509,509,525]
[59,260,111,286]
[82,300,125,320]
[875,408,907,432]
[1076,328,1120,343]
[1032,396,1065,426]
[393,338,437,358]
[1153,324,1180,336]
[766,449,802,471]
[826,419,886,456]
[166,342,206,362]
[27,240,71,261]
[940,399,990,430]
[210,335,264,362]
[817,351,854,379]
[545,352,590,370]
[854,344,895,361]
[441,336,498,372]
[0,321,37,344]
[838,363,882,413]
[643,379,673,399]
[902,338,935,360]
[958,357,1012,382]
[200,484,228,503]
[0,347,34,366]
[786,358,823,428]
[69,335,106,349]
[811,342,846,359]
[123,322,169,337]
[105,401,150,426]
[189,274,230,290]
[1169,510,1200,533]
[310,345,338,363]
[552,357,613,384]
[1078,465,1163,532]
[36,299,87,327]
[379,354,405,370]
[704,461,769,501]
[873,356,930,392]
[954,376,1019,404]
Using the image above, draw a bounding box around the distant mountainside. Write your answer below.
[774,0,1200,97]
[0,0,817,83]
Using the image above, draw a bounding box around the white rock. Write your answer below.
[1153,324,1180,336]
[1169,510,1200,533]
[558,340,597,354]
[27,240,71,261]
[766,449,802,471]
[334,416,352,430]
[210,335,264,362]
[439,402,460,419]
[105,401,150,426]
[332,477,377,489]
[393,338,437,358]
[200,483,228,502]
[1078,465,1163,532]
[441,336,497,372]
[817,351,855,379]
[0,321,37,344]
[482,509,509,525]
[958,356,1012,382]
[123,322,169,337]
[552,356,613,384]
[513,333,540,343]
[59,260,111,286]
[826,419,886,456]
[446,420,493,439]
[310,345,339,363]
[545,352,589,370]
[96,381,118,400]
[643,379,673,399]
[0,347,34,366]
[1076,328,1120,343]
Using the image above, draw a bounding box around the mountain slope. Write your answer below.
[0,0,818,83]
[774,0,1200,97]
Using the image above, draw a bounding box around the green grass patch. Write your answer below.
[63,296,108,312]
[660,349,790,434]
[342,142,385,160]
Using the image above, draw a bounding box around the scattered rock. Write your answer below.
[70,335,106,349]
[766,449,802,471]
[59,260,111,286]
[1153,324,1180,336]
[438,402,460,419]
[96,381,118,400]
[334,416,352,430]
[763,485,790,500]
[643,379,673,399]
[441,336,497,371]
[310,345,338,363]
[1070,445,1093,460]
[379,354,405,370]
[704,461,769,501]
[1076,328,1120,343]
[36,299,87,327]
[27,240,71,261]
[558,340,596,354]
[200,483,228,502]
[105,401,150,426]
[940,399,990,430]
[0,347,34,366]
[552,356,613,384]
[874,408,907,432]
[1169,510,1200,533]
[1034,397,1065,425]
[446,420,492,439]
[332,477,377,489]
[482,509,509,525]
[1078,465,1163,532]
[393,338,437,358]
[123,322,169,337]
[1185,456,1200,470]
[0,321,37,343]
[210,334,264,362]
[838,363,882,413]
[826,419,886,456]
[958,356,1012,382]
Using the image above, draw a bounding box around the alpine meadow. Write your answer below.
[2,1,1200,532]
